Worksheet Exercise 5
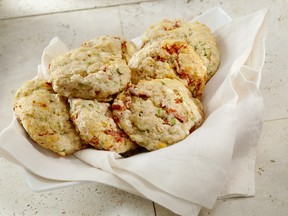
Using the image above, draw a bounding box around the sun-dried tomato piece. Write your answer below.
[45,82,52,87]
[163,43,187,55]
[90,136,99,146]
[112,104,123,110]
[174,98,183,103]
[177,70,194,86]
[104,129,124,142]
[166,108,188,123]
[112,115,120,124]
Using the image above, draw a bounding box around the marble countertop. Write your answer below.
[0,0,287,215]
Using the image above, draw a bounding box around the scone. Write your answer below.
[81,35,138,63]
[48,47,131,101]
[142,19,220,81]
[13,79,82,156]
[129,39,207,98]
[69,98,138,154]
[112,78,204,151]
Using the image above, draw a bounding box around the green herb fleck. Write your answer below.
[78,83,86,88]
[155,108,163,117]
[139,128,149,133]
[116,68,123,75]
[171,118,177,126]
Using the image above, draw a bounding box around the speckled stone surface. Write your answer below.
[0,0,287,215]
[0,158,154,216]
[0,0,154,19]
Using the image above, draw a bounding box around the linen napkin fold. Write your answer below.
[0,7,268,216]
[217,9,268,198]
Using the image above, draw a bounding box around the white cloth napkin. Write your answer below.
[0,7,268,216]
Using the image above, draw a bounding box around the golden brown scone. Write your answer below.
[13,79,82,156]
[112,78,204,151]
[69,98,139,154]
[129,39,207,98]
[48,47,131,101]
[142,19,220,81]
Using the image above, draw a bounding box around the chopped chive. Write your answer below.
[155,108,163,117]
[116,68,123,75]
[171,118,177,126]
